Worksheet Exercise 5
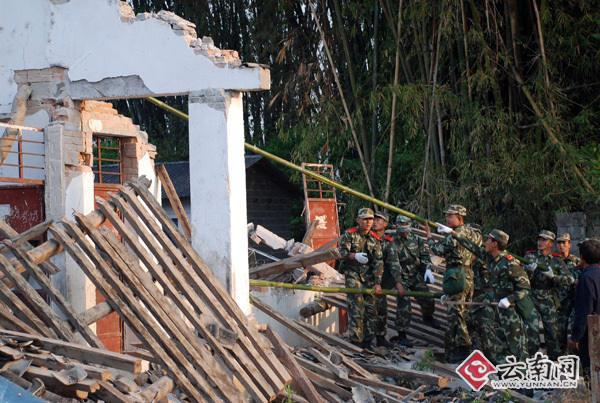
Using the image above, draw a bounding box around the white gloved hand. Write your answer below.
[524,262,537,272]
[540,269,555,279]
[440,294,449,303]
[436,223,453,234]
[498,297,511,309]
[354,252,369,264]
[424,266,435,285]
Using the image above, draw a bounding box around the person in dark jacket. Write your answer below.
[568,238,600,373]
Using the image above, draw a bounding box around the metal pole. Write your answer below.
[145,96,538,266]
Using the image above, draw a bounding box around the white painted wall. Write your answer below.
[1,0,270,317]
[189,90,250,314]
[137,151,160,203]
[60,168,96,313]
[0,0,268,114]
[251,289,339,347]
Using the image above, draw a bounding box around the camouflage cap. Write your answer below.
[488,229,509,245]
[444,204,467,216]
[556,233,571,242]
[395,215,412,232]
[357,207,375,219]
[374,210,389,222]
[537,230,556,241]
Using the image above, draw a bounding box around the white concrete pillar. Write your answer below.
[45,124,95,314]
[188,89,250,314]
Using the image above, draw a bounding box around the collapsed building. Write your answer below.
[0,1,592,402]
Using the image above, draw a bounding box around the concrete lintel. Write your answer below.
[69,65,270,101]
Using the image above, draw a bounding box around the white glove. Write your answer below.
[540,269,555,279]
[524,262,537,272]
[424,266,435,285]
[498,297,511,309]
[440,294,449,303]
[436,223,453,234]
[354,252,369,264]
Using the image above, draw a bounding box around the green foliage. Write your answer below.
[122,0,599,252]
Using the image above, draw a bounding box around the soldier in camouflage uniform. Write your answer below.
[555,233,581,350]
[337,208,384,348]
[523,230,573,359]
[457,230,529,363]
[462,244,498,361]
[426,204,481,363]
[393,215,435,347]
[372,211,403,348]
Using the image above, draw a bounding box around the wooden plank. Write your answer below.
[0,276,53,337]
[127,178,291,384]
[51,222,213,402]
[96,197,270,401]
[92,223,246,400]
[294,319,362,354]
[6,241,104,348]
[251,296,333,354]
[249,248,341,278]
[0,329,141,374]
[359,363,449,388]
[78,301,113,326]
[303,368,353,400]
[156,163,192,240]
[0,220,60,277]
[0,298,39,334]
[94,380,132,403]
[264,327,325,403]
[24,366,100,393]
[0,253,74,341]
[118,185,290,391]
[24,352,112,381]
[138,376,174,402]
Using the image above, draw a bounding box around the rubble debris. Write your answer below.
[0,329,167,401]
[0,177,291,402]
[248,224,342,282]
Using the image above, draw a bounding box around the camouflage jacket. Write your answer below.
[338,227,384,285]
[557,253,582,301]
[524,250,572,294]
[380,234,401,288]
[394,233,431,284]
[428,225,481,269]
[563,254,582,279]
[488,251,530,304]
[454,236,492,298]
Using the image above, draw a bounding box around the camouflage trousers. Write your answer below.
[532,292,561,360]
[496,307,527,362]
[444,277,473,361]
[346,277,377,344]
[468,299,499,363]
[516,296,541,356]
[556,298,572,355]
[395,279,434,333]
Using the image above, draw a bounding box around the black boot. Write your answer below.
[376,336,393,348]
[391,332,413,347]
[361,338,375,349]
